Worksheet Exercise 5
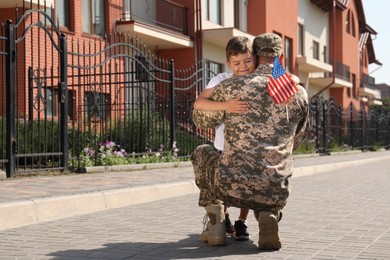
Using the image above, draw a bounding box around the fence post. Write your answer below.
[314,98,320,152]
[169,59,176,148]
[361,109,365,150]
[5,20,15,178]
[375,110,379,145]
[338,105,342,146]
[387,113,390,148]
[322,100,327,153]
[350,103,354,149]
[59,34,68,171]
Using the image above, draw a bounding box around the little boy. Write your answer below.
[194,36,255,241]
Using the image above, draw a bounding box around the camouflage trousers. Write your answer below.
[191,144,223,207]
[191,144,287,212]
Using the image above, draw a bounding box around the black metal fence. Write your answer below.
[0,5,215,177]
[309,96,390,153]
[1,4,390,178]
[65,33,215,171]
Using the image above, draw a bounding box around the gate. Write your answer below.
[65,34,215,170]
[5,9,68,177]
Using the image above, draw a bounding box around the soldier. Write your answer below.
[191,33,309,250]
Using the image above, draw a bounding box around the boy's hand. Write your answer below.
[225,97,249,113]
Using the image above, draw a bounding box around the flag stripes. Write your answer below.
[267,56,298,104]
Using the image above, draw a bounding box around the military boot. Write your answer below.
[257,211,281,250]
[199,204,227,246]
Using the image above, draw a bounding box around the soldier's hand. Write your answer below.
[225,97,249,113]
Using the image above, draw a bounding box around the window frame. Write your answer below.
[82,0,106,36]
[312,40,320,60]
[206,0,221,25]
[298,23,304,56]
[55,0,70,29]
[323,45,327,63]
[84,90,110,120]
[284,36,293,72]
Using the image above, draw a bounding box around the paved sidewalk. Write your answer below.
[0,150,389,259]
[1,150,390,232]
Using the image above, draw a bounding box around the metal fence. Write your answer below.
[309,96,390,153]
[0,7,215,177]
[65,33,215,171]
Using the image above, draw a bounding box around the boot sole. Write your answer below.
[200,234,227,246]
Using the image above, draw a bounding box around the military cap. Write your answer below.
[253,33,283,57]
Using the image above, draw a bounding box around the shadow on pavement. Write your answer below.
[47,234,277,259]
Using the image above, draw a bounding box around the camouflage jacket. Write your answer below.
[192,64,309,210]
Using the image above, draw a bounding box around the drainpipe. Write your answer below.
[195,0,202,61]
[311,0,337,100]
[195,0,203,96]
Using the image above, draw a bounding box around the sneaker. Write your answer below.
[233,220,250,241]
[225,213,235,235]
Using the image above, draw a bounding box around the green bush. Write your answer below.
[293,137,316,154]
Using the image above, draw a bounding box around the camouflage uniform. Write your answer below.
[191,60,309,212]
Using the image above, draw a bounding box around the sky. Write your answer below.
[362,0,390,85]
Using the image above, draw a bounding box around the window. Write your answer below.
[82,0,105,36]
[44,88,74,119]
[206,0,221,25]
[45,88,57,117]
[352,74,357,98]
[205,60,222,85]
[323,46,327,63]
[135,55,151,82]
[298,24,304,56]
[55,0,69,28]
[124,0,130,20]
[313,41,319,60]
[84,91,110,120]
[346,10,350,34]
[284,37,293,72]
[351,13,356,37]
[68,90,75,120]
[234,0,247,31]
[346,10,356,37]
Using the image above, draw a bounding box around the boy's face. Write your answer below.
[226,51,255,77]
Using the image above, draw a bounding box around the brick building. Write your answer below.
[0,0,382,113]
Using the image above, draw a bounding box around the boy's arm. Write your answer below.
[192,84,226,130]
[194,88,249,113]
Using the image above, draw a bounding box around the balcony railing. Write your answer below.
[361,73,376,90]
[324,60,350,82]
[121,0,189,36]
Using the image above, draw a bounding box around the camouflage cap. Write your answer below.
[253,33,283,57]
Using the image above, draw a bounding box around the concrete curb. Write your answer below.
[0,180,199,231]
[80,161,193,173]
[293,154,390,177]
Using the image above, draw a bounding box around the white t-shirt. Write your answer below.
[205,72,233,151]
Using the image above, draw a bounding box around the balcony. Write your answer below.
[202,28,255,48]
[310,0,348,12]
[116,0,193,49]
[368,98,383,106]
[296,55,333,73]
[366,88,382,105]
[309,61,352,89]
[0,0,53,8]
[359,73,377,96]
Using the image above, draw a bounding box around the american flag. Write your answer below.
[267,56,298,104]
